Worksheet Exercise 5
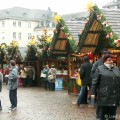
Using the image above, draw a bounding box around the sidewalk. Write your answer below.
[0,84,120,120]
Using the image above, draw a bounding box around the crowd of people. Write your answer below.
[0,49,120,119]
[72,49,120,120]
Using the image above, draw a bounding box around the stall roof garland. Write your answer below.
[0,43,9,63]
[49,15,76,56]
[76,3,120,54]
[25,37,43,61]
[7,40,23,62]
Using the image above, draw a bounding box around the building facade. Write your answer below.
[103,0,120,9]
[0,7,56,47]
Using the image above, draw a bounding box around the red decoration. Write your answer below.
[116,40,120,47]
[97,14,102,20]
[88,52,93,60]
[106,32,113,38]
[73,85,77,93]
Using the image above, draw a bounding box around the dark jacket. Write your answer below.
[91,57,104,77]
[80,61,93,86]
[91,65,120,106]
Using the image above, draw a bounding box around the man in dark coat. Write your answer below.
[72,56,92,107]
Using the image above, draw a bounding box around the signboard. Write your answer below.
[55,78,63,90]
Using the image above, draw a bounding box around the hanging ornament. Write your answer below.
[54,15,61,23]
[102,21,109,27]
[97,14,102,20]
[88,52,93,60]
[86,2,95,12]
[106,32,113,38]
[115,39,120,47]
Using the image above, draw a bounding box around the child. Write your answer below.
[0,70,3,110]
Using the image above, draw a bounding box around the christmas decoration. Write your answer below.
[97,14,102,20]
[54,15,61,23]
[106,32,113,38]
[50,15,76,56]
[77,3,120,54]
[86,2,95,12]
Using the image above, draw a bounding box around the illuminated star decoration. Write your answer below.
[86,2,95,12]
[54,15,62,23]
[1,44,6,49]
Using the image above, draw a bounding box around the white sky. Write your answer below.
[0,0,112,14]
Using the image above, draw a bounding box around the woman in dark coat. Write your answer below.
[91,54,120,120]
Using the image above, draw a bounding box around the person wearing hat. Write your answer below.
[72,56,92,107]
[91,54,120,120]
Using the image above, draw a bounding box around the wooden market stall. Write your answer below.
[24,40,41,87]
[76,4,119,59]
[69,3,120,94]
[0,43,9,70]
[49,15,77,91]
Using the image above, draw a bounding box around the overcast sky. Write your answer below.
[0,0,113,14]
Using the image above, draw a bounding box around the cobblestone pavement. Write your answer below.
[0,84,120,120]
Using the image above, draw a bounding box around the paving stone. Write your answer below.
[0,84,120,120]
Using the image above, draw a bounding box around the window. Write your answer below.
[28,33,31,39]
[13,22,16,27]
[2,21,5,27]
[18,33,21,40]
[13,32,16,39]
[18,22,21,27]
[28,22,31,28]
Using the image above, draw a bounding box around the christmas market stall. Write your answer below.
[7,40,23,63]
[72,3,120,94]
[49,15,80,92]
[0,43,9,70]
[24,36,42,87]
[76,3,120,60]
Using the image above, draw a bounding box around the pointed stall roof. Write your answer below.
[76,5,119,54]
[49,16,76,57]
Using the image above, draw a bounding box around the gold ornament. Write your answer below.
[55,15,61,23]
[86,2,95,12]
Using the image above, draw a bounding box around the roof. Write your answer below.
[103,0,120,7]
[0,7,54,21]
[49,16,76,56]
[62,8,120,44]
[75,5,118,54]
